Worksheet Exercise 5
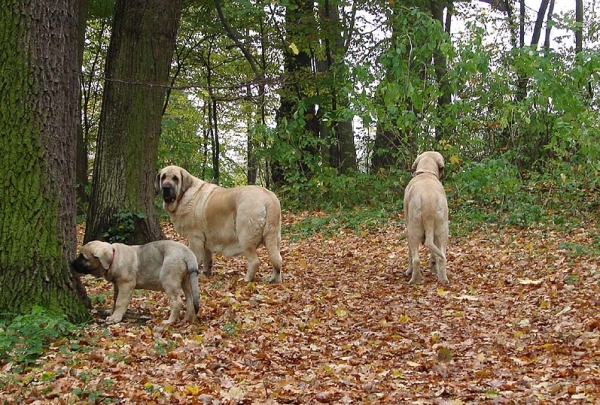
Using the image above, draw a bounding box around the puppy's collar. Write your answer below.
[412,169,439,178]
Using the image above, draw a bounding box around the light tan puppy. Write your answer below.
[403,151,449,284]
[71,240,200,324]
[156,166,283,283]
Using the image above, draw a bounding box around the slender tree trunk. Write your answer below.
[85,0,183,244]
[75,0,90,215]
[431,0,453,142]
[0,0,90,322]
[575,0,583,55]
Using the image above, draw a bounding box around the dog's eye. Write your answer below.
[172,175,179,183]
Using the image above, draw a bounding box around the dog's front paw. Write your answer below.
[105,315,122,324]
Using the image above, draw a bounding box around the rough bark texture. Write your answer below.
[0,0,90,322]
[272,0,320,187]
[85,0,183,244]
[318,0,357,174]
[75,0,90,215]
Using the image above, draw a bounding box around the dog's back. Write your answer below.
[404,151,449,284]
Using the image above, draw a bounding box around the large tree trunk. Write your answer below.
[0,0,90,322]
[85,0,183,244]
[317,0,357,174]
[272,0,319,187]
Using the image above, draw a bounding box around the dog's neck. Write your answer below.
[413,169,439,178]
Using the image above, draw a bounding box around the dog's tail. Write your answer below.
[423,218,446,263]
[185,255,200,314]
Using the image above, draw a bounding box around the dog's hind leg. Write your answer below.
[163,284,183,324]
[243,248,261,282]
[264,234,283,284]
[407,234,424,284]
[182,275,197,322]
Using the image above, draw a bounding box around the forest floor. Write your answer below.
[1,212,599,404]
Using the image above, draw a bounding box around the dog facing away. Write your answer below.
[71,240,200,324]
[403,151,449,284]
[156,165,283,283]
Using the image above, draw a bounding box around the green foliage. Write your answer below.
[286,205,401,241]
[103,209,147,243]
[0,306,76,367]
[280,166,409,212]
[450,158,521,209]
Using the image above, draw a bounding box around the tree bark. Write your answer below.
[272,0,319,187]
[85,0,184,244]
[0,0,90,322]
[75,0,90,215]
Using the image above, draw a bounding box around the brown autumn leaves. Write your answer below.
[1,213,599,404]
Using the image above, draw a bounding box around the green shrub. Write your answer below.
[0,306,76,367]
[103,209,147,243]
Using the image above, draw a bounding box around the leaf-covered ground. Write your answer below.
[2,213,599,404]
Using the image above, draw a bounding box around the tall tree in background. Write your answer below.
[371,2,449,172]
[316,0,357,174]
[0,0,90,321]
[272,0,320,187]
[84,0,184,244]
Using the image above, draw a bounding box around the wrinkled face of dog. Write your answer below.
[70,242,111,278]
[70,252,104,278]
[156,166,184,205]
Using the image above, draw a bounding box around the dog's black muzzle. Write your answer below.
[162,185,177,203]
[70,254,92,275]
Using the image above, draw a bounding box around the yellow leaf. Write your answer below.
[437,287,447,296]
[194,335,204,343]
[539,300,549,309]
[392,369,405,379]
[164,384,176,393]
[335,308,347,317]
[289,43,299,55]
[437,347,453,363]
[449,155,461,165]
[399,315,410,323]
[184,385,201,395]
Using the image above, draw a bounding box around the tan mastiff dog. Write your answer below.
[403,151,449,284]
[156,166,283,283]
[71,240,200,324]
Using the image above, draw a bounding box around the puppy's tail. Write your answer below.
[185,256,200,314]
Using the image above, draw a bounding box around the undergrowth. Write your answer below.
[283,157,599,243]
[0,306,79,371]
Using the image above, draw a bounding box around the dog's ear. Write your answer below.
[433,152,445,179]
[411,154,423,172]
[180,168,195,194]
[90,243,112,270]
[155,171,162,194]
